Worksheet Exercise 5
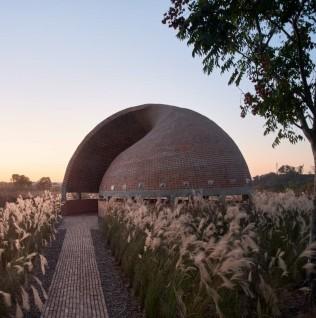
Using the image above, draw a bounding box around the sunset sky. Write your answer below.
[0,0,313,182]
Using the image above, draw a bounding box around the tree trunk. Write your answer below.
[311,146,316,244]
[310,145,316,298]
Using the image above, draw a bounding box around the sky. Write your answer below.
[0,0,313,182]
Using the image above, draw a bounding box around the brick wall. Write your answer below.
[61,199,98,216]
[63,104,252,198]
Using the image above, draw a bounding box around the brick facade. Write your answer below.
[63,104,251,203]
[62,199,98,216]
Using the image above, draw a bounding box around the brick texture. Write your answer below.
[63,104,251,197]
[42,215,108,318]
[62,199,98,216]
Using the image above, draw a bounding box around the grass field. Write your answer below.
[0,192,61,317]
[100,191,316,317]
[1,190,316,317]
[0,183,61,208]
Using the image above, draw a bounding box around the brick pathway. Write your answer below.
[42,215,109,318]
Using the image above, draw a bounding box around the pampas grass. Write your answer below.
[0,191,61,317]
[100,191,313,317]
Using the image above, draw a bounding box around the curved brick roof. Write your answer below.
[63,104,251,197]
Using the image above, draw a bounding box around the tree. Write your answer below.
[163,0,316,261]
[11,174,32,188]
[278,164,296,174]
[36,177,52,190]
[297,164,304,174]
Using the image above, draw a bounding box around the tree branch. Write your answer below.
[310,16,316,24]
[255,16,264,50]
[263,26,277,50]
[292,20,316,117]
[293,122,303,129]
[314,78,316,109]
[297,107,313,141]
[266,17,293,41]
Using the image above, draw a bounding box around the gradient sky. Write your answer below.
[0,0,313,182]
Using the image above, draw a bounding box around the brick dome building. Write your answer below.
[62,104,251,213]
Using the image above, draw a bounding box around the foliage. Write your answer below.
[0,192,61,317]
[11,175,32,189]
[163,0,316,147]
[0,182,61,208]
[36,177,52,190]
[100,191,315,317]
[253,172,314,193]
[278,164,303,175]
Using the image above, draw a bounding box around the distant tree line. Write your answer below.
[10,174,52,190]
[253,164,313,193]
[277,164,304,175]
[0,174,61,208]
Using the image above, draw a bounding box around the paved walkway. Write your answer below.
[42,215,109,318]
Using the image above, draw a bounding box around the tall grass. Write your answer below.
[100,191,315,317]
[0,191,61,317]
